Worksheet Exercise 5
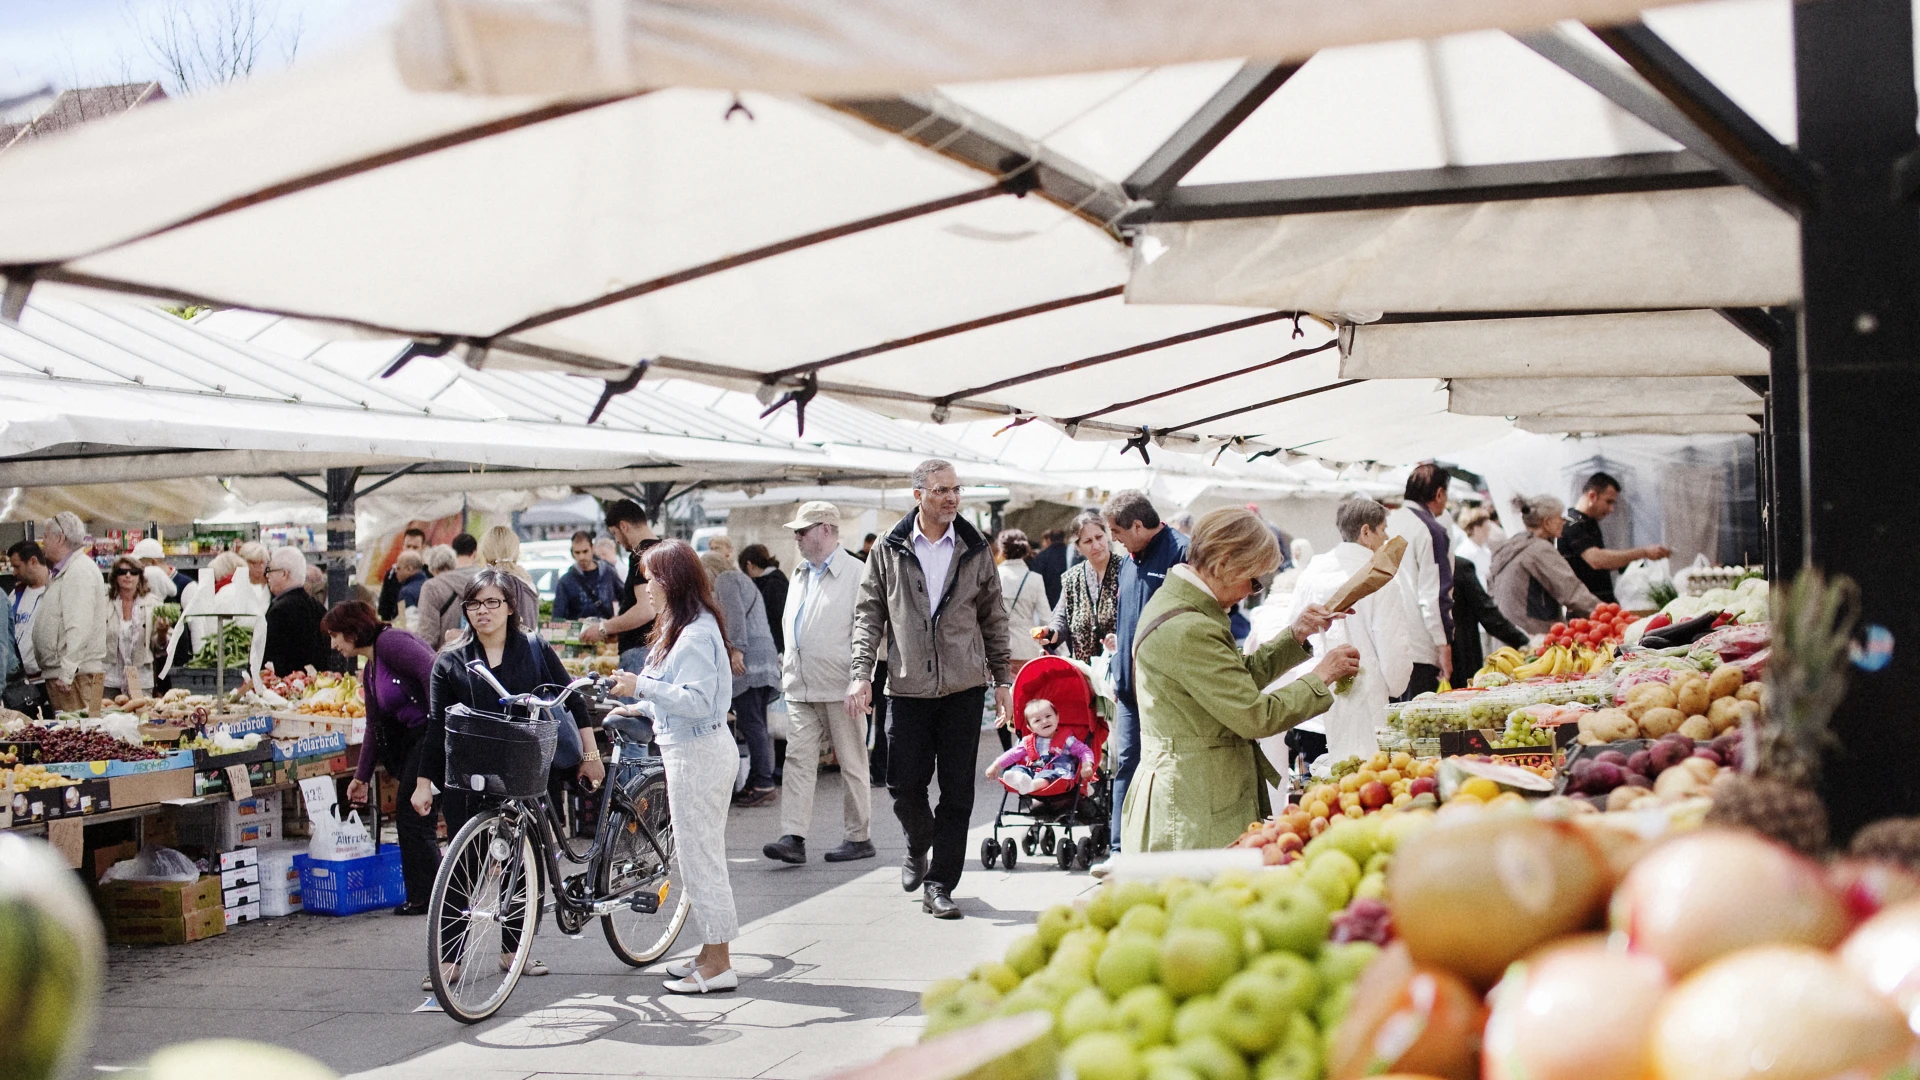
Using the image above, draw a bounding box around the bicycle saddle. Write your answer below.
[604,711,654,743]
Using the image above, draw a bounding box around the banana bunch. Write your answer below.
[1483,647,1528,677]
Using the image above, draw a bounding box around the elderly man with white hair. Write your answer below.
[262,547,334,675]
[32,512,108,714]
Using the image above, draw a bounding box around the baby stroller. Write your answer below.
[980,656,1113,872]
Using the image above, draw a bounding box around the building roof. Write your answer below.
[1,83,166,152]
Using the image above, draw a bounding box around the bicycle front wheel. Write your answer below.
[600,771,690,966]
[429,808,541,1023]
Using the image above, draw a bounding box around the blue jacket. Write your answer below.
[552,562,621,621]
[1112,526,1189,703]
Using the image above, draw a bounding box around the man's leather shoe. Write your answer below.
[823,839,876,862]
[901,849,929,891]
[922,882,961,919]
[392,900,429,916]
[763,835,806,864]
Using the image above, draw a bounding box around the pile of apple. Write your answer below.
[1232,758,1439,865]
[921,812,1438,1080]
[1335,813,1920,1080]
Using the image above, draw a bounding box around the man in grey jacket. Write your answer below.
[33,512,108,715]
[848,461,1012,919]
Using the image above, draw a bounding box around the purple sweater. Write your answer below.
[355,627,438,783]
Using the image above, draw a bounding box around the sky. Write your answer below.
[1,0,400,100]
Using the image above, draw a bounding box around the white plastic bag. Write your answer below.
[307,805,376,861]
[102,846,200,883]
[1616,557,1674,612]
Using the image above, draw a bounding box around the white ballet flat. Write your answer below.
[664,958,696,978]
[664,967,738,994]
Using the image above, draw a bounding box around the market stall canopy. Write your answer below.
[0,0,1796,459]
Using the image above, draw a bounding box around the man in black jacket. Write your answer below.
[1029,529,1068,610]
[263,548,334,675]
[377,528,429,621]
[1450,555,1531,687]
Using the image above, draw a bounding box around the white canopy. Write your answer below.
[0,0,1803,464]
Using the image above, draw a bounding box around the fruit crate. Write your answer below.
[293,847,404,916]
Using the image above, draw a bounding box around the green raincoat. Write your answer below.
[1121,572,1333,852]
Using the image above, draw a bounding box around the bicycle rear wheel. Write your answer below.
[600,771,690,966]
[429,808,541,1023]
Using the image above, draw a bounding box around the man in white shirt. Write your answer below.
[764,502,876,866]
[1280,498,1421,765]
[1385,463,1453,697]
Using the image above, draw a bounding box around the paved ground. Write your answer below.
[83,731,1096,1079]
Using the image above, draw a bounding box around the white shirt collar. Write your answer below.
[807,551,837,576]
[913,518,956,547]
[1169,564,1217,601]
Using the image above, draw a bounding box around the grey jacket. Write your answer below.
[712,568,780,695]
[1488,533,1601,636]
[852,514,1011,699]
[34,552,108,682]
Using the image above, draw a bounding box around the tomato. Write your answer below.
[1550,623,1567,636]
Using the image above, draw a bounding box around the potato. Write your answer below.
[1707,697,1745,734]
[1708,665,1744,701]
[1679,756,1719,783]
[1626,689,1680,723]
[1607,785,1645,812]
[1678,714,1715,741]
[1656,765,1706,800]
[1638,707,1686,739]
[1736,682,1764,705]
[1627,683,1678,710]
[1734,700,1761,727]
[1586,708,1638,742]
[1674,678,1711,717]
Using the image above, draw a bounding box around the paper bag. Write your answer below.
[1326,536,1408,613]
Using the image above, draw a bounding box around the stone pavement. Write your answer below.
[82,731,1097,1079]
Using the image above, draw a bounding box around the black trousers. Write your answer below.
[868,661,891,784]
[1396,663,1443,702]
[381,725,440,905]
[887,687,985,891]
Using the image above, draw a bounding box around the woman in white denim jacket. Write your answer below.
[611,539,742,994]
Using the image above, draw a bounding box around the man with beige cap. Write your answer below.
[763,501,875,865]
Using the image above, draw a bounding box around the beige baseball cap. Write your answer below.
[783,501,843,531]
[131,538,166,560]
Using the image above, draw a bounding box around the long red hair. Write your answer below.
[642,539,728,667]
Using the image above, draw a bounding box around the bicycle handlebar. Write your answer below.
[464,659,603,713]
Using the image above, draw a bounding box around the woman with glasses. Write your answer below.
[104,556,160,700]
[605,539,740,993]
[413,569,607,985]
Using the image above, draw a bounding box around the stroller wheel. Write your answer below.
[1091,823,1111,854]
[1056,840,1075,870]
[1001,842,1018,870]
[1041,827,1057,856]
[1022,825,1039,856]
[1075,837,1096,871]
[980,837,1001,870]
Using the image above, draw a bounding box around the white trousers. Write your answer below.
[779,700,872,842]
[660,728,740,946]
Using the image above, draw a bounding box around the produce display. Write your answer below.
[0,833,104,1080]
[1233,755,1441,860]
[5,763,79,790]
[922,811,1436,1080]
[1539,602,1635,649]
[186,623,252,669]
[290,673,364,718]
[1472,642,1611,685]
[1393,680,1607,740]
[19,726,164,764]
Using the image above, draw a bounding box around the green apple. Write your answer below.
[1312,980,1354,1033]
[1212,884,1257,909]
[1252,864,1304,902]
[1242,889,1331,957]
[1214,970,1295,1054]
[1377,809,1433,853]
[1063,1031,1143,1080]
[1113,984,1176,1048]
[1362,852,1392,877]
[1142,1045,1182,1074]
[1117,903,1171,940]
[1253,1015,1321,1080]
[973,960,1022,995]
[1173,1034,1251,1080]
[1299,864,1350,912]
[1086,887,1120,930]
[1007,933,1048,977]
[1158,927,1240,1000]
[1353,872,1387,901]
[997,983,1058,1019]
[1171,994,1222,1045]
[1315,941,1380,987]
[923,994,995,1039]
[1303,816,1375,866]
[1146,1065,1204,1080]
[1306,849,1362,890]
[1112,880,1162,920]
[1039,905,1085,950]
[1243,951,1319,1015]
[1161,878,1204,912]
[922,978,966,1013]
[1097,934,1161,998]
[1061,986,1119,1043]
[1172,896,1245,946]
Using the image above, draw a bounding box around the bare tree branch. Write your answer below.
[130,0,304,94]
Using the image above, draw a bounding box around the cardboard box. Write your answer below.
[109,768,194,810]
[257,844,303,916]
[108,906,227,945]
[295,754,349,780]
[100,875,223,920]
[273,731,348,762]
[224,901,262,926]
[222,882,261,908]
[90,840,140,887]
[1439,724,1578,769]
[217,846,258,872]
[45,749,195,779]
[191,745,273,772]
[43,778,110,818]
[220,862,261,889]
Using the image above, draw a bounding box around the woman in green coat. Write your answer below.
[1122,508,1362,852]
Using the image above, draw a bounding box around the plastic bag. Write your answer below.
[1616,557,1673,612]
[101,846,200,883]
[307,805,376,861]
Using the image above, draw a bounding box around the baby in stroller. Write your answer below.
[986,698,1095,795]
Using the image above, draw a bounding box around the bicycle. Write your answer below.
[427,660,690,1023]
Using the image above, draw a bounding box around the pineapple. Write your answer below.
[1704,569,1857,856]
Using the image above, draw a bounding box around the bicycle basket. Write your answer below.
[446,706,559,798]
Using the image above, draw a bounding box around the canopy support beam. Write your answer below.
[1124,60,1304,203]
[1130,150,1728,222]
[1065,338,1338,425]
[1165,379,1366,436]
[353,461,426,499]
[277,473,327,499]
[325,466,360,608]
[1793,0,1920,836]
[1591,21,1817,213]
[1762,308,1801,582]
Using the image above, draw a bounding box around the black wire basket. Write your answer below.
[446,708,559,798]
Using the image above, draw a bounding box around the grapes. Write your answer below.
[24,725,163,764]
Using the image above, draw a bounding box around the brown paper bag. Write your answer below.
[1326,536,1408,613]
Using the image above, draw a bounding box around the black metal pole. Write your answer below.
[1794,0,1920,836]
[325,467,359,609]
[1765,309,1802,581]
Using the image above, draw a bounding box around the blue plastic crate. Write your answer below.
[293,847,405,916]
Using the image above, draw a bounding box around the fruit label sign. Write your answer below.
[225,765,253,801]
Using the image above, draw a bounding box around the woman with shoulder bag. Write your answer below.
[413,569,606,985]
[325,601,440,916]
[104,556,160,700]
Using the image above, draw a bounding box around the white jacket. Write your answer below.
[1281,543,1421,761]
[999,560,1048,663]
[106,592,160,693]
[782,552,861,702]
[1385,506,1446,665]
[33,552,108,682]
